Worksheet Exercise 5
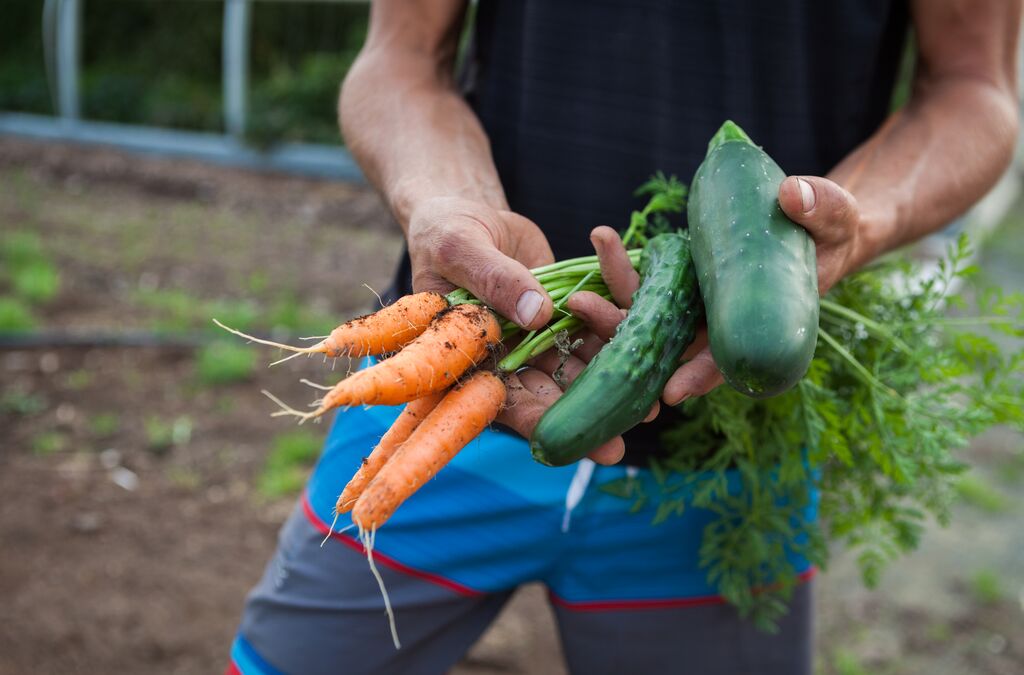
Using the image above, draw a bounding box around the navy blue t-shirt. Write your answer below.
[391,0,909,463]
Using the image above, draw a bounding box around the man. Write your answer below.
[229,2,1019,673]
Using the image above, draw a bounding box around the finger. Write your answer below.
[566,291,627,341]
[571,332,606,362]
[591,226,640,308]
[662,347,724,406]
[587,436,626,465]
[435,231,553,330]
[643,401,660,423]
[681,325,709,360]
[497,368,561,439]
[777,176,858,244]
[529,352,587,390]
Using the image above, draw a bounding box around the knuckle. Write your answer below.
[432,229,466,269]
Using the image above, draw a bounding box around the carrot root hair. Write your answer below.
[360,526,401,649]
[261,389,320,424]
[213,318,330,366]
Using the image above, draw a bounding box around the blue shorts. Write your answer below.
[231,390,817,674]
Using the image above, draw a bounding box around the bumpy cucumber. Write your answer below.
[530,232,700,467]
[688,121,819,398]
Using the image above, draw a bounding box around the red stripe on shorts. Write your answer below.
[301,491,484,598]
[549,567,818,612]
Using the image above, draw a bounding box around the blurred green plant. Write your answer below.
[832,649,869,675]
[195,341,256,386]
[0,297,37,331]
[258,430,322,498]
[1,230,61,307]
[89,412,121,438]
[32,431,67,456]
[970,568,1003,605]
[955,473,1011,513]
[65,369,93,391]
[0,389,47,415]
[11,260,60,304]
[145,415,193,454]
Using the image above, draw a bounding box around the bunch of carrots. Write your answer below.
[214,175,684,534]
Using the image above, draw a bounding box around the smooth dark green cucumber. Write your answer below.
[688,120,819,398]
[530,232,700,467]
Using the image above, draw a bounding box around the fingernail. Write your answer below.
[671,393,691,408]
[516,290,543,326]
[797,178,816,213]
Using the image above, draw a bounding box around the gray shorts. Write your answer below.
[229,501,813,675]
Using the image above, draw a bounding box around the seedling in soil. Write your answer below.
[195,341,256,385]
[258,430,321,499]
[31,431,67,456]
[0,390,47,416]
[0,297,36,331]
[89,412,120,438]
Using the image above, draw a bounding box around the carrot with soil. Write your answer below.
[213,291,448,365]
[335,389,447,514]
[265,303,502,421]
[352,370,506,530]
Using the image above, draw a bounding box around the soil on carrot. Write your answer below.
[1,137,1022,675]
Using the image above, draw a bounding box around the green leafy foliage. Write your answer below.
[609,234,1022,629]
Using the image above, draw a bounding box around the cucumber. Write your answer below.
[688,120,819,398]
[530,232,700,467]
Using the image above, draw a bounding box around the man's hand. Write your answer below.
[408,197,555,329]
[496,226,658,466]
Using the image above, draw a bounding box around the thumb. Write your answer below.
[436,235,553,330]
[778,176,858,244]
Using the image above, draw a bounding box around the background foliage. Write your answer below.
[0,0,369,144]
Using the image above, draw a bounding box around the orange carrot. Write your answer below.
[335,389,447,514]
[213,291,447,365]
[352,370,506,530]
[265,304,501,421]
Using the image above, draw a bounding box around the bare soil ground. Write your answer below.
[0,137,1021,675]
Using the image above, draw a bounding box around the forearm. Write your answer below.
[831,77,1018,270]
[339,43,506,231]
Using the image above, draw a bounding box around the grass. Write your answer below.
[955,473,1011,513]
[195,341,256,386]
[258,430,322,498]
[970,568,1003,605]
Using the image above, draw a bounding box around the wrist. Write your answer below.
[837,192,900,278]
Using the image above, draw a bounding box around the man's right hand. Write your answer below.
[407,196,555,330]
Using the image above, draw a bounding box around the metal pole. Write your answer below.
[223,0,252,140]
[56,0,81,122]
